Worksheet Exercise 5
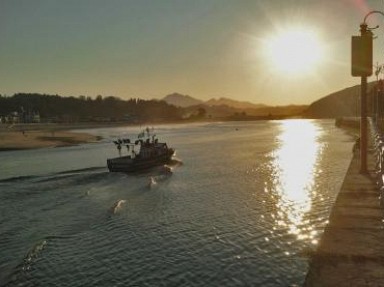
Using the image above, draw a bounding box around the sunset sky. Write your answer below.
[1,0,384,105]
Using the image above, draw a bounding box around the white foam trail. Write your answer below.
[23,239,47,270]
[169,158,183,166]
[147,166,173,187]
[110,199,126,214]
[163,165,173,174]
[148,176,157,189]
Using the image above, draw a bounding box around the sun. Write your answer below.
[263,28,324,75]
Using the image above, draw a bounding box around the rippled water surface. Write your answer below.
[0,120,354,286]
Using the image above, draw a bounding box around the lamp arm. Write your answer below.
[364,10,384,25]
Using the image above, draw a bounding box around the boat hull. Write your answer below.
[107,150,174,172]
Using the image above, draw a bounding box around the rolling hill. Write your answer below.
[162,93,307,118]
[304,82,376,118]
[162,85,375,119]
[162,93,203,107]
[204,97,266,110]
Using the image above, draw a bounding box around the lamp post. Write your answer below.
[351,11,384,173]
[361,22,369,174]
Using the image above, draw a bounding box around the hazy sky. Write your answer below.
[1,0,384,105]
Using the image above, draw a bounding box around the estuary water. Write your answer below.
[0,120,354,286]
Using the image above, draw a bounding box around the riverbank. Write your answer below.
[0,118,348,151]
[0,119,276,151]
[304,126,384,286]
[0,123,108,151]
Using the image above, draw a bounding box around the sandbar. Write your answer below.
[0,123,107,151]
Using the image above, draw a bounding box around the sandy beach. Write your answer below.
[0,123,108,151]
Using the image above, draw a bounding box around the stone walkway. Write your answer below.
[304,140,384,286]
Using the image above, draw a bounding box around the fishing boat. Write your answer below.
[107,127,175,172]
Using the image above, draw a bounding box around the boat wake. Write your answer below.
[0,166,107,184]
[169,158,183,167]
[147,165,173,189]
[109,199,127,214]
[23,239,47,270]
[148,176,158,189]
[0,175,40,183]
[3,236,71,286]
[56,166,106,175]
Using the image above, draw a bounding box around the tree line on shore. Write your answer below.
[0,93,184,123]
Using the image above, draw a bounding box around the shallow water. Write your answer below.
[0,120,353,286]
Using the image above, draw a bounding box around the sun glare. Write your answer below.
[271,120,323,243]
[264,28,324,75]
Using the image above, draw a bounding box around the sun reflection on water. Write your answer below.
[271,120,323,244]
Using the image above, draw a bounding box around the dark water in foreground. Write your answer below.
[0,120,354,286]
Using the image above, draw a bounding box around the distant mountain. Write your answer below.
[162,93,267,109]
[162,93,307,118]
[162,93,203,107]
[304,82,376,118]
[204,97,267,110]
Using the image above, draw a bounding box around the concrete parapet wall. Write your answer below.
[304,131,384,286]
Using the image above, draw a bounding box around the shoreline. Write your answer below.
[0,118,333,152]
[0,123,109,151]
